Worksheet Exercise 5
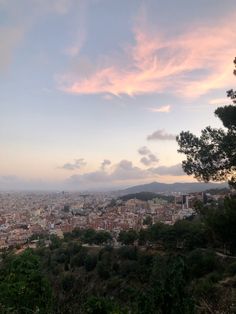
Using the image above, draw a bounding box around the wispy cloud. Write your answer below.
[147,129,176,141]
[0,161,187,191]
[59,13,236,98]
[0,176,61,191]
[209,97,232,106]
[67,159,185,189]
[0,0,78,72]
[148,105,171,113]
[0,27,23,72]
[67,160,148,187]
[149,163,184,176]
[64,1,88,57]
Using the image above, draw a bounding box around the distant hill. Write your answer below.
[119,192,174,202]
[121,181,228,195]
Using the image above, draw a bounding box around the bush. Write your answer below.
[118,230,138,245]
[84,254,97,272]
[187,249,219,278]
[119,260,138,277]
[226,261,236,276]
[117,246,138,260]
[61,273,75,292]
[84,296,125,314]
[70,247,88,268]
[97,261,110,279]
[0,250,52,313]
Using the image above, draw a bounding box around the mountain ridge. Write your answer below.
[121,181,228,194]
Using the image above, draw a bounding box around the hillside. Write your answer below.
[121,181,227,195]
[119,192,174,202]
[1,216,236,313]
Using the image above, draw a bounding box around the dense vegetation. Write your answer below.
[119,192,174,202]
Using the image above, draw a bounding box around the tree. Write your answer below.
[84,253,97,271]
[177,57,236,188]
[84,296,126,314]
[118,229,138,245]
[93,231,112,245]
[136,255,194,314]
[0,249,52,313]
[143,216,153,226]
[203,196,236,254]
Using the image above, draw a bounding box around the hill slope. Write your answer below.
[121,181,227,194]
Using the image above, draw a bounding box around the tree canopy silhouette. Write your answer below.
[177,58,236,188]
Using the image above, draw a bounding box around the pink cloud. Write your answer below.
[148,105,171,113]
[59,13,236,98]
[209,97,232,106]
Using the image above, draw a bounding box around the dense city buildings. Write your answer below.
[0,190,226,249]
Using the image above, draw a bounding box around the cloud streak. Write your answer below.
[66,159,186,190]
[149,164,185,176]
[147,129,176,141]
[0,162,187,191]
[209,97,232,106]
[59,13,236,98]
[0,27,23,72]
[148,105,171,113]
[60,158,86,170]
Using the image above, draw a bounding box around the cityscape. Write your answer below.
[1,0,236,313]
[0,188,226,249]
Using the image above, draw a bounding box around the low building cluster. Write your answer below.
[0,190,227,248]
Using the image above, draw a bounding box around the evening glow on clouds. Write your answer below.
[60,13,236,98]
[0,0,236,190]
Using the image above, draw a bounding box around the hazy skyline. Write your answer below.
[1,0,236,190]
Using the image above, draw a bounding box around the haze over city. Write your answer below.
[1,0,236,190]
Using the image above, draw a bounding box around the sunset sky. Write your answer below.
[0,0,235,190]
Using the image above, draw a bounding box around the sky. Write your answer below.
[0,0,236,191]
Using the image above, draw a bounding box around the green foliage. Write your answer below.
[1,218,236,313]
[117,246,138,260]
[97,260,110,279]
[81,229,97,244]
[71,247,88,268]
[0,249,52,314]
[120,192,174,202]
[143,216,153,226]
[84,296,126,314]
[84,253,97,271]
[187,249,219,278]
[225,261,236,276]
[173,220,208,250]
[203,196,236,253]
[67,241,82,255]
[93,230,112,245]
[135,255,194,314]
[49,234,62,250]
[177,58,236,187]
[64,228,112,245]
[119,260,139,277]
[118,229,138,245]
[177,127,232,182]
[61,273,75,292]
